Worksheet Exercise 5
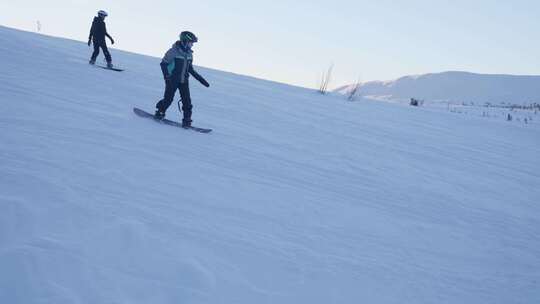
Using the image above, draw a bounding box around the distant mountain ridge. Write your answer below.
[336,71,540,105]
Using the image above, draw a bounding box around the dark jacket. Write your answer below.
[88,17,113,42]
[160,41,209,87]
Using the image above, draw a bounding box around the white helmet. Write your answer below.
[98,10,108,17]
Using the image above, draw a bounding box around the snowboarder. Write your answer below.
[154,31,210,127]
[88,10,115,68]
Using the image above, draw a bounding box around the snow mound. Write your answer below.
[337,71,540,105]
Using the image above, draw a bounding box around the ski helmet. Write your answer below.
[179,31,198,43]
[97,10,108,17]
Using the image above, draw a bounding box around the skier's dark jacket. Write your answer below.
[88,17,112,42]
[160,41,209,87]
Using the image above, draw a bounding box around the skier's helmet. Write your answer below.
[97,10,108,17]
[179,31,198,43]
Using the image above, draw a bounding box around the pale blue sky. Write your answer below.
[1,0,539,88]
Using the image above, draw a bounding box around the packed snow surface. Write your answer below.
[1,26,539,304]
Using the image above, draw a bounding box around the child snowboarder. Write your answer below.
[155,31,210,127]
[88,10,115,68]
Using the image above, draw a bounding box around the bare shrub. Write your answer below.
[346,77,362,101]
[318,64,333,95]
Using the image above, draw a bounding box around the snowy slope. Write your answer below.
[336,71,540,105]
[1,25,540,304]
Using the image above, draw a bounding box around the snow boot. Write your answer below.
[89,59,96,65]
[154,110,165,120]
[106,62,113,69]
[182,119,192,128]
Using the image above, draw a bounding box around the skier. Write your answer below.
[154,31,210,127]
[88,10,115,68]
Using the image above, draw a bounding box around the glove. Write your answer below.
[88,39,91,46]
[201,79,210,88]
[110,38,115,45]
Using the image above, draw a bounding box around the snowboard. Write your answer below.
[133,107,212,133]
[98,65,124,72]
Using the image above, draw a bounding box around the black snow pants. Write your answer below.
[91,39,112,63]
[156,80,193,122]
